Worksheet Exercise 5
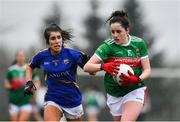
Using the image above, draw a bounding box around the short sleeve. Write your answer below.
[29,52,42,69]
[69,49,89,68]
[140,40,148,58]
[4,70,11,83]
[95,43,110,62]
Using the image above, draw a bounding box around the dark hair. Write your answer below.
[44,23,73,44]
[106,10,130,30]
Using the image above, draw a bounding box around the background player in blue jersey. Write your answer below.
[24,24,90,121]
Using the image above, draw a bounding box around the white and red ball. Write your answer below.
[114,64,134,85]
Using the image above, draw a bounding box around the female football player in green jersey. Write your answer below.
[84,10,151,121]
[4,50,40,121]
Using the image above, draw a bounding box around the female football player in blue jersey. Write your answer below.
[84,10,151,121]
[24,24,89,121]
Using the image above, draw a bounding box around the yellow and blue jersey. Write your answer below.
[30,47,88,108]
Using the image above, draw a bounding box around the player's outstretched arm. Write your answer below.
[83,55,102,73]
[83,55,119,76]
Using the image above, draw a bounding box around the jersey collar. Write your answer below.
[15,64,26,71]
[120,35,131,46]
[48,46,64,57]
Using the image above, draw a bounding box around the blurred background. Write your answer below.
[0,0,180,120]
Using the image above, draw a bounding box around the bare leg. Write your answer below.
[87,113,97,121]
[121,101,143,122]
[18,111,31,121]
[113,116,121,122]
[10,114,18,122]
[44,105,63,121]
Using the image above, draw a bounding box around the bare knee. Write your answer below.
[19,111,31,121]
[10,114,18,121]
[121,101,143,121]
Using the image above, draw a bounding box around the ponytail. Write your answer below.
[106,10,130,30]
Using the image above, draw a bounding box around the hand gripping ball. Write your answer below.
[113,64,134,85]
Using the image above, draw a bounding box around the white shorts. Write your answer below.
[44,101,84,119]
[107,87,147,116]
[9,104,32,115]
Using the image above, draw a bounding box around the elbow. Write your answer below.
[149,68,151,74]
[148,66,151,74]
[149,68,151,78]
[146,68,151,78]
[83,64,88,72]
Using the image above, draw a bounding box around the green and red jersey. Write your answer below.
[5,64,39,106]
[95,35,148,97]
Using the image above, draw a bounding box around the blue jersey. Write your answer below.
[30,47,86,108]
